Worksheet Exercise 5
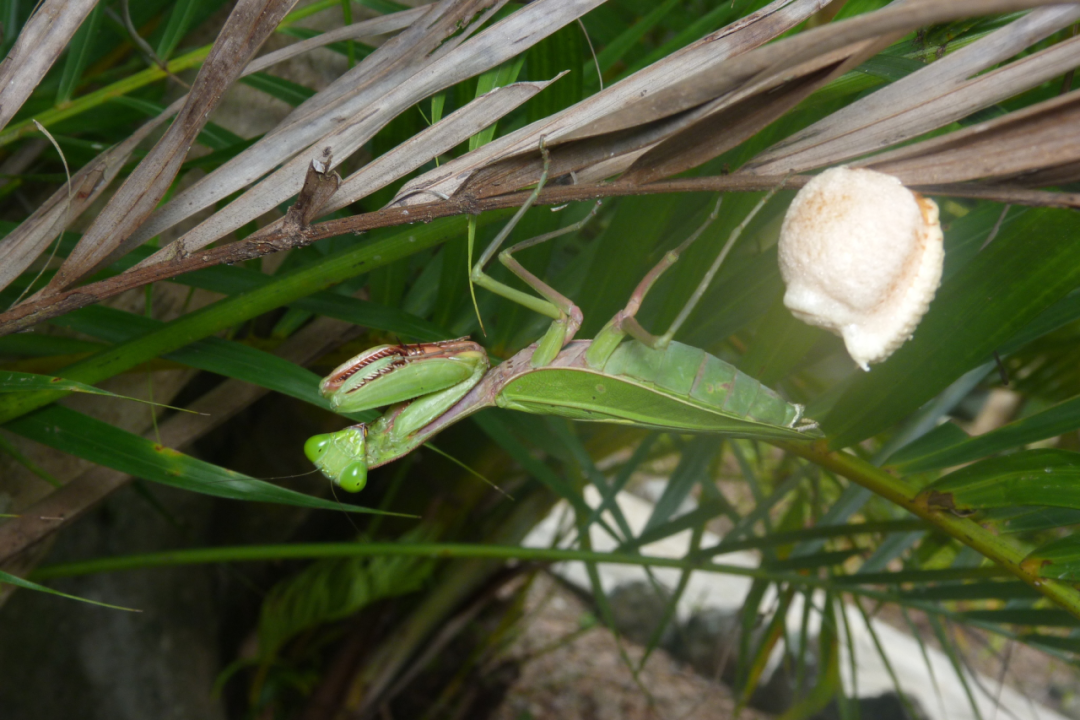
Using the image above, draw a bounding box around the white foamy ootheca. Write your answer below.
[777,167,944,371]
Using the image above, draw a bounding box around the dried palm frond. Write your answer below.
[0,0,1075,337]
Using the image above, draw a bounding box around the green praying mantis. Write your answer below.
[305,150,817,491]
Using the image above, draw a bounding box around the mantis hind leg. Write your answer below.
[586,187,785,369]
[470,140,601,367]
[586,196,723,367]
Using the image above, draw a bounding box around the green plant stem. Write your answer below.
[0,46,212,147]
[0,0,340,147]
[24,538,1057,656]
[18,539,1039,632]
[0,215,485,426]
[780,440,1080,621]
[28,542,792,580]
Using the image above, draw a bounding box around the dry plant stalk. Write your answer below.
[44,0,303,294]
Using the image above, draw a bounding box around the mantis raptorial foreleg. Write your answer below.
[468,141,600,367]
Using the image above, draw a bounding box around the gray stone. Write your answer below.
[0,485,227,720]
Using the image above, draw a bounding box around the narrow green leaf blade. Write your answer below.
[155,0,201,60]
[896,582,1039,602]
[7,405,381,513]
[890,395,1080,473]
[961,609,1080,628]
[1016,633,1080,655]
[883,421,970,470]
[2,216,482,430]
[239,72,317,107]
[0,568,137,611]
[51,306,331,410]
[593,0,680,75]
[471,411,590,517]
[1025,535,1080,581]
[643,436,717,533]
[995,506,1080,534]
[55,3,104,104]
[924,449,1080,513]
[0,370,122,397]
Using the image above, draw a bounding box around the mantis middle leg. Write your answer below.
[469,142,601,367]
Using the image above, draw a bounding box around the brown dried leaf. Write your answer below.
[565,0,1075,143]
[619,37,893,185]
[746,5,1080,174]
[287,152,342,228]
[245,6,430,76]
[0,99,184,297]
[1004,159,1080,187]
[42,0,301,295]
[863,89,1080,184]
[194,77,557,256]
[327,78,560,213]
[132,0,603,268]
[393,0,830,205]
[0,9,424,297]
[125,0,507,255]
[0,0,97,135]
[441,0,1076,201]
[5,0,1079,337]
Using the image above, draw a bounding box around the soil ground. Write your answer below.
[492,574,768,720]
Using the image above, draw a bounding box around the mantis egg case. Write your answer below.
[777,167,944,371]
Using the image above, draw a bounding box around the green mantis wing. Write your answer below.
[495,341,810,442]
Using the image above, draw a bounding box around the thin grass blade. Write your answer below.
[6,405,381,513]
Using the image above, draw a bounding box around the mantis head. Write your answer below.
[305,426,369,492]
[306,339,490,491]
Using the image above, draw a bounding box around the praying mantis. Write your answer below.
[305,151,816,491]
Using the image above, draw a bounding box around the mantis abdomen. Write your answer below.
[495,340,805,441]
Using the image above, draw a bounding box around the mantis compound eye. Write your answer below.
[777,166,944,371]
[338,461,368,493]
[304,433,334,464]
